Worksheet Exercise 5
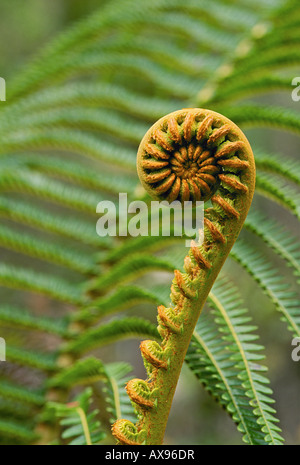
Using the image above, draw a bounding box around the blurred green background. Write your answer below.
[0,0,299,445]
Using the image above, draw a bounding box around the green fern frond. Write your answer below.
[1,83,178,124]
[3,107,147,146]
[0,306,69,336]
[0,419,39,444]
[231,240,300,337]
[245,210,300,278]
[0,380,44,407]
[49,358,107,389]
[0,169,111,213]
[186,278,283,445]
[255,172,300,219]
[6,346,57,372]
[3,154,137,195]
[255,151,300,187]
[0,0,299,446]
[89,255,175,294]
[65,318,159,355]
[1,129,136,171]
[221,105,300,135]
[0,196,109,247]
[0,224,98,273]
[77,286,162,323]
[106,235,183,265]
[46,388,106,445]
[103,362,137,424]
[208,76,294,105]
[0,263,85,304]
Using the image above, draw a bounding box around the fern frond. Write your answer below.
[0,380,44,407]
[0,196,109,247]
[77,286,161,323]
[65,318,159,355]
[0,0,298,447]
[46,388,106,445]
[2,83,178,124]
[49,358,107,389]
[255,172,300,219]
[0,263,84,304]
[0,306,69,337]
[231,240,300,337]
[6,346,57,372]
[60,53,201,99]
[208,76,293,105]
[89,255,175,294]
[105,234,182,265]
[3,153,137,195]
[106,36,219,77]
[0,169,107,213]
[0,224,98,273]
[255,151,300,187]
[172,0,259,32]
[186,278,283,445]
[103,362,137,424]
[0,419,38,444]
[223,104,300,135]
[2,107,147,146]
[1,129,136,171]
[245,210,300,278]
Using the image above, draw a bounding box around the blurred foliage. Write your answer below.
[0,0,299,445]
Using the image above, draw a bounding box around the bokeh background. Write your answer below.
[0,0,299,445]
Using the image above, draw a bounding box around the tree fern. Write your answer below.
[0,0,299,446]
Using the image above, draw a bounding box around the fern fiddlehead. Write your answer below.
[112,108,256,445]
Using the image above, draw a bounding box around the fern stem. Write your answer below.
[76,407,92,446]
[112,108,256,445]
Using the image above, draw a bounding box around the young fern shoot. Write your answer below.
[112,108,256,445]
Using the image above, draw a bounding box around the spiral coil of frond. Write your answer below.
[112,108,256,445]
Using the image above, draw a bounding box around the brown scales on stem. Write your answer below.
[112,108,256,445]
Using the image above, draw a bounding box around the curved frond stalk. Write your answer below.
[112,108,256,445]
